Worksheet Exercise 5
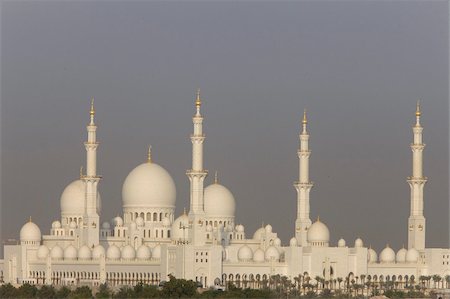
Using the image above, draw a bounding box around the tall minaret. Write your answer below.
[81,98,101,247]
[186,89,208,245]
[294,110,314,246]
[407,101,427,250]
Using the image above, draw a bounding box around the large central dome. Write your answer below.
[122,162,176,209]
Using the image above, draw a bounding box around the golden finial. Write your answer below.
[317,215,320,222]
[195,88,201,107]
[80,166,83,178]
[214,170,218,184]
[416,100,421,117]
[386,243,390,248]
[29,216,32,223]
[90,97,95,115]
[302,109,308,125]
[147,145,152,163]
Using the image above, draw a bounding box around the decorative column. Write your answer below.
[294,110,314,246]
[407,101,427,250]
[186,89,208,245]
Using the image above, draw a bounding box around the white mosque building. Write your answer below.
[1,93,449,288]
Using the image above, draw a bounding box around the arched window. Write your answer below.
[153,213,157,221]
[147,213,151,221]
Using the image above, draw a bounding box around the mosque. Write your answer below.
[1,92,449,288]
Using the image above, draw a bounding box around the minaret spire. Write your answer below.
[407,101,427,250]
[294,109,314,246]
[147,145,152,163]
[82,98,101,247]
[186,89,208,246]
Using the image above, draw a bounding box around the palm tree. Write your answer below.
[432,275,442,289]
[445,275,450,289]
[337,277,343,290]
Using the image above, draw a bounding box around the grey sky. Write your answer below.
[1,1,448,254]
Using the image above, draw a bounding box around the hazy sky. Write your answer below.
[1,1,448,254]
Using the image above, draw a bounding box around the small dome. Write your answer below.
[307,219,330,244]
[64,245,77,260]
[368,248,378,263]
[122,162,176,209]
[92,245,105,259]
[265,246,280,261]
[152,245,161,259]
[121,245,136,260]
[171,213,190,242]
[338,238,346,247]
[380,245,395,263]
[78,245,92,260]
[265,224,273,233]
[69,221,77,229]
[253,227,266,240]
[51,221,62,229]
[37,245,50,259]
[162,217,171,227]
[113,216,123,227]
[130,222,137,230]
[238,245,253,262]
[106,245,121,260]
[135,217,144,227]
[253,248,265,262]
[289,237,298,247]
[50,245,64,260]
[60,180,101,215]
[354,238,364,248]
[20,220,41,243]
[236,224,244,233]
[206,224,213,232]
[204,183,236,218]
[102,222,111,230]
[274,238,281,246]
[406,248,420,263]
[396,248,407,263]
[137,245,151,260]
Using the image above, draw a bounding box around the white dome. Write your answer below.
[236,224,244,233]
[50,245,63,260]
[37,245,50,259]
[265,246,280,261]
[92,245,105,259]
[121,245,136,260]
[338,238,346,247]
[206,224,213,232]
[396,248,407,263]
[265,224,273,233]
[69,221,77,229]
[253,248,265,262]
[60,180,101,215]
[204,183,236,218]
[130,222,137,230]
[289,237,298,247]
[135,217,144,227]
[20,221,41,243]
[274,238,281,246]
[113,216,123,227]
[238,245,253,262]
[354,238,364,248]
[78,245,92,260]
[106,245,121,260]
[162,217,171,227]
[137,245,151,260]
[368,248,378,263]
[307,219,330,244]
[406,248,420,263]
[380,245,395,263]
[152,245,161,259]
[102,222,111,230]
[253,227,266,240]
[64,245,77,260]
[122,162,176,209]
[171,213,190,242]
[51,221,61,229]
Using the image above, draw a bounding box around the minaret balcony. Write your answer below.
[294,181,314,188]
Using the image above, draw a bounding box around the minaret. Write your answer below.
[186,89,208,245]
[407,101,427,250]
[81,98,101,247]
[294,110,314,246]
